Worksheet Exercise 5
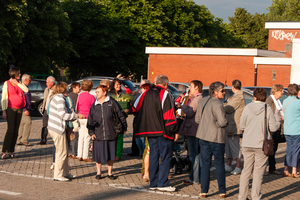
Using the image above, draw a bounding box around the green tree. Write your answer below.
[61,0,146,80]
[268,0,300,21]
[62,0,241,80]
[228,8,268,49]
[10,0,73,78]
[0,0,28,81]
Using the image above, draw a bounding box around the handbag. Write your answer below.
[66,125,76,141]
[111,100,124,135]
[262,104,274,156]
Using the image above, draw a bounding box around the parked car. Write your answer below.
[133,82,182,99]
[29,79,47,115]
[242,86,288,103]
[0,79,47,116]
[69,76,138,98]
[169,82,190,92]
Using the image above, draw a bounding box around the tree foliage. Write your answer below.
[62,0,241,80]
[268,0,300,21]
[0,0,28,81]
[228,8,268,49]
[10,0,73,78]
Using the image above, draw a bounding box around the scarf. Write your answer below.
[270,95,284,117]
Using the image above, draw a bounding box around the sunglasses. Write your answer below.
[220,89,225,93]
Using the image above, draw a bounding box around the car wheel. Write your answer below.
[38,102,43,116]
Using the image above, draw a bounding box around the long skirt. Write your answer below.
[92,140,116,163]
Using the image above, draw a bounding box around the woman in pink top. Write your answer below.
[76,79,95,162]
[1,67,27,159]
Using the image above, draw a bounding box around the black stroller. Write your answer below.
[171,135,192,174]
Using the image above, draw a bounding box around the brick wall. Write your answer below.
[268,29,300,52]
[257,64,291,87]
[148,54,291,87]
[148,54,255,86]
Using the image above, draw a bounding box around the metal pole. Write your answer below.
[254,64,257,86]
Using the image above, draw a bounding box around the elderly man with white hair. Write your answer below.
[17,74,32,146]
[38,76,56,145]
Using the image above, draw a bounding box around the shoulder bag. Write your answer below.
[262,104,274,156]
[111,99,124,135]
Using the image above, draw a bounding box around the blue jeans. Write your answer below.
[187,136,201,184]
[200,139,226,194]
[148,136,173,188]
[135,137,145,155]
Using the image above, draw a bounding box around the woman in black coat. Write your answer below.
[87,85,127,180]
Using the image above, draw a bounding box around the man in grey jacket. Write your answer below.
[195,81,227,198]
[224,80,245,175]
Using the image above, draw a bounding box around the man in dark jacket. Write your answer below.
[17,74,32,146]
[133,75,178,192]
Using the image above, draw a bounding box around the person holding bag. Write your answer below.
[195,81,227,198]
[238,88,277,200]
[47,82,80,181]
[87,85,127,180]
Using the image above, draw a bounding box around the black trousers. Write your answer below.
[268,129,281,172]
[41,110,49,143]
[2,107,23,153]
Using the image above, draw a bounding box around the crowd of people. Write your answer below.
[1,67,299,199]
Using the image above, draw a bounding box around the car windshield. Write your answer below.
[28,81,43,90]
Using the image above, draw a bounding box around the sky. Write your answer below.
[194,0,273,23]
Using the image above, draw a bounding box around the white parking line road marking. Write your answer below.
[0,190,22,196]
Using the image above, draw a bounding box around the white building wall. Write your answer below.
[290,39,300,84]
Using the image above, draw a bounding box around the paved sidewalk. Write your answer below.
[0,116,299,199]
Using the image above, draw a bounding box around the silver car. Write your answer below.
[69,76,138,97]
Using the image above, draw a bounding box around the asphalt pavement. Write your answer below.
[0,115,299,199]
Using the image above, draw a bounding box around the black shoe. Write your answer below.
[95,175,102,180]
[108,175,117,180]
[37,141,46,145]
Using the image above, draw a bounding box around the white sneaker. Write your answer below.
[64,174,75,179]
[54,177,70,182]
[225,165,232,172]
[157,186,176,192]
[149,187,157,190]
[231,167,241,175]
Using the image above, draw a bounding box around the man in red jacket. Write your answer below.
[133,75,179,192]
